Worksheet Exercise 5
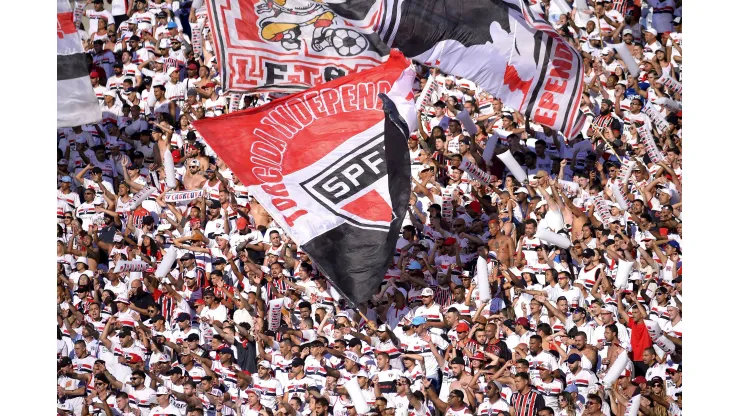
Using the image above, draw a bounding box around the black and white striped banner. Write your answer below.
[57,0,101,127]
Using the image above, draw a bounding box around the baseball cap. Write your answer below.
[155,386,169,396]
[218,347,234,356]
[185,333,200,342]
[451,356,466,366]
[623,28,633,36]
[411,316,427,326]
[175,312,191,322]
[582,248,596,258]
[515,317,530,329]
[188,159,200,167]
[258,360,272,369]
[291,358,305,367]
[344,352,359,362]
[115,296,130,304]
[502,319,516,331]
[467,200,482,214]
[90,71,99,78]
[667,240,681,250]
[204,82,216,88]
[187,63,198,70]
[564,384,579,393]
[515,187,528,195]
[456,322,470,332]
[537,362,553,371]
[421,288,434,297]
[406,260,422,270]
[166,67,178,76]
[566,354,581,364]
[632,376,648,385]
[236,217,249,230]
[60,176,73,183]
[167,21,177,29]
[603,305,618,316]
[127,354,142,364]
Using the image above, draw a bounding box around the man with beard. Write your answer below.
[107,370,157,415]
[449,356,474,405]
[253,360,284,410]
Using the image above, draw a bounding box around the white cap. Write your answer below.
[377,324,388,332]
[115,296,130,304]
[535,200,548,209]
[515,187,528,195]
[158,354,171,363]
[344,352,359,362]
[258,360,272,369]
[156,386,169,395]
[159,39,171,48]
[603,305,618,315]
[76,257,89,265]
[166,67,178,76]
[646,28,658,36]
[421,287,434,297]
[394,287,408,299]
[623,29,633,36]
[104,90,116,97]
[356,369,369,378]
[185,270,197,278]
[113,234,124,243]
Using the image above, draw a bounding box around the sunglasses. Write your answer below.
[64,216,73,219]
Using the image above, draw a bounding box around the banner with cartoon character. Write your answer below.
[205,0,390,93]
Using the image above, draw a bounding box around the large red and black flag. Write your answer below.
[193,51,415,304]
[320,0,587,138]
[57,0,101,127]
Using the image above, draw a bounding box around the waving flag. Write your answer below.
[204,0,390,93]
[57,0,101,127]
[320,0,587,138]
[193,51,415,304]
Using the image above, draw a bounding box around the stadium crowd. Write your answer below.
[57,1,683,416]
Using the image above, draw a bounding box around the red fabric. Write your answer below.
[627,318,652,361]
